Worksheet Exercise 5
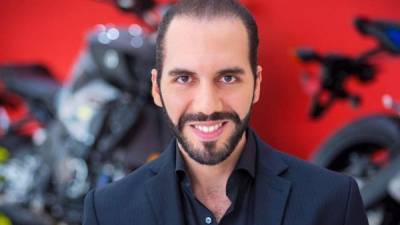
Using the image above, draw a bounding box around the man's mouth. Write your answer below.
[189,121,228,141]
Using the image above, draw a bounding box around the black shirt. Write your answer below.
[175,132,256,225]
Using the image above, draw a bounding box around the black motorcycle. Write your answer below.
[0,0,172,224]
[297,17,400,225]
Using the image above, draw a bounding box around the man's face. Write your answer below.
[152,16,262,165]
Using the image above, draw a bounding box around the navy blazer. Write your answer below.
[83,130,369,225]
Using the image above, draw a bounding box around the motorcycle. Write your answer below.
[0,0,172,224]
[297,17,400,225]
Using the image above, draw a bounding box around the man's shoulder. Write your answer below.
[83,154,165,224]
[273,147,349,184]
[252,130,350,187]
[259,141,354,201]
[93,139,175,199]
[253,133,367,224]
[260,144,358,217]
[92,154,163,205]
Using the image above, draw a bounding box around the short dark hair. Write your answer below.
[155,0,259,85]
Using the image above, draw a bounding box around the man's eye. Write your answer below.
[176,75,191,84]
[220,75,236,83]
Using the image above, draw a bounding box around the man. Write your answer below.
[83,0,369,224]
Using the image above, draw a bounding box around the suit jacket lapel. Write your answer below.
[253,172,291,225]
[251,130,292,225]
[145,140,185,225]
[144,130,291,225]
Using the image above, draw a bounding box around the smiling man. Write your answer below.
[83,0,369,225]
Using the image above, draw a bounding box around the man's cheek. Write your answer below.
[169,102,188,124]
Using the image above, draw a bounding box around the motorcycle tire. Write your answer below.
[313,114,400,225]
[313,114,400,169]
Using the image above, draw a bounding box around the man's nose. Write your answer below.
[192,83,223,115]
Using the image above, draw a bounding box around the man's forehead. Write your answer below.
[165,15,248,41]
[162,15,250,70]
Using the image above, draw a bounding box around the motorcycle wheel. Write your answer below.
[313,114,400,225]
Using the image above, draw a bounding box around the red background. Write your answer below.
[1,0,400,159]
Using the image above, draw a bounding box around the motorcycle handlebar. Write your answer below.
[354,16,400,54]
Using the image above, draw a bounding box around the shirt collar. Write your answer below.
[175,129,256,179]
[235,130,256,178]
[175,143,187,178]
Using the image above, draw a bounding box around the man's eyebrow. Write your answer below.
[167,67,245,77]
[168,68,196,76]
[217,67,245,76]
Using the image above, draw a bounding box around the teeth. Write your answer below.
[194,123,222,133]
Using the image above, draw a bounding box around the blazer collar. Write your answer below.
[145,139,186,225]
[145,129,292,225]
[250,129,292,225]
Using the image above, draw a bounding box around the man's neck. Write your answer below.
[178,133,247,222]
[178,133,247,193]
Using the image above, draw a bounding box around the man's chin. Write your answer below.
[178,138,234,165]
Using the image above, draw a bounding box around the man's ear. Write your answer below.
[151,69,163,107]
[252,65,262,104]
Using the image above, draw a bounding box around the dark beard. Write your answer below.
[162,109,251,165]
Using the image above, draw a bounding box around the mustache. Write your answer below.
[178,112,241,131]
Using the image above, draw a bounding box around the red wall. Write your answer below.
[1,0,400,159]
